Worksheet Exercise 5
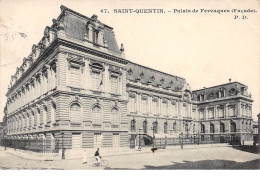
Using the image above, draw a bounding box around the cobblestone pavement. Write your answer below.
[0,146,259,170]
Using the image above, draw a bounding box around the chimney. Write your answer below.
[229,78,232,83]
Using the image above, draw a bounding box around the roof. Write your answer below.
[126,61,186,91]
[60,6,120,53]
[192,82,249,101]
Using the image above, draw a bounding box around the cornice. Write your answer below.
[127,82,182,98]
[7,36,128,97]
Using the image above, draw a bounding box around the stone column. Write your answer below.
[225,104,229,118]
[237,101,241,118]
[104,64,109,93]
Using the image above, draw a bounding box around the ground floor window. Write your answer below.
[201,135,204,141]
[112,133,120,147]
[72,133,82,148]
[94,133,102,148]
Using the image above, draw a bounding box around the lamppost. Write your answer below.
[150,122,156,147]
[138,128,142,151]
[61,132,65,159]
[180,132,183,149]
[4,135,6,150]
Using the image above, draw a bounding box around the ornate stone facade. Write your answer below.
[4,6,253,150]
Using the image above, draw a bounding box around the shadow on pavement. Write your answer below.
[232,145,259,154]
[106,159,260,170]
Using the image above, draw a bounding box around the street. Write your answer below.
[0,146,259,169]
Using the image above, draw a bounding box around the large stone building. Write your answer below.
[4,6,254,151]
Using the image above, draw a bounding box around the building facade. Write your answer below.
[4,6,254,151]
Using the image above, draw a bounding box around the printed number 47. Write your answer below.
[101,9,109,13]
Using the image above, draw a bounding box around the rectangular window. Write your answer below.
[129,96,136,113]
[229,106,235,117]
[152,100,158,115]
[112,133,120,147]
[172,104,177,117]
[94,133,102,148]
[93,30,99,44]
[208,109,214,119]
[92,72,102,91]
[141,98,148,114]
[111,76,118,94]
[199,109,204,119]
[162,102,168,115]
[70,66,80,87]
[72,133,82,148]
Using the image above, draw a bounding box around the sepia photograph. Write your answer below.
[0,0,259,173]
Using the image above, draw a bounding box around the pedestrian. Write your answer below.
[94,148,101,165]
[83,149,88,164]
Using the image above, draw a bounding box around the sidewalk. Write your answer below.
[0,143,230,161]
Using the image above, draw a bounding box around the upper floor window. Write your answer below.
[90,63,104,91]
[208,108,214,119]
[92,71,102,91]
[182,103,189,118]
[199,109,205,119]
[218,106,224,118]
[70,66,80,88]
[152,98,158,115]
[51,102,56,124]
[93,29,99,44]
[162,99,168,115]
[229,105,235,117]
[129,93,136,113]
[110,76,119,94]
[141,96,148,114]
[171,101,177,116]
[42,106,47,125]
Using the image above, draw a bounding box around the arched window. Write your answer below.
[143,121,147,133]
[92,105,102,125]
[36,108,41,127]
[30,111,34,128]
[42,106,47,125]
[111,108,120,128]
[51,103,56,124]
[230,122,236,132]
[153,122,158,134]
[210,124,215,133]
[220,123,225,133]
[173,122,177,133]
[164,122,168,134]
[201,124,205,133]
[131,120,136,132]
[70,103,81,124]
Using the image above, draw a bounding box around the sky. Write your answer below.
[0,0,259,121]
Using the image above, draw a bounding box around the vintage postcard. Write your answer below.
[0,0,259,173]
